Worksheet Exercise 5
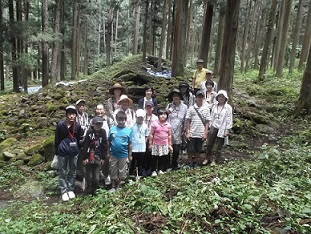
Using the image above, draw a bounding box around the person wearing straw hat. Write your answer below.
[113,94,136,127]
[107,83,126,118]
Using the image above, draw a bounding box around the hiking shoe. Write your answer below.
[105,176,111,186]
[109,188,116,193]
[202,159,210,165]
[158,170,165,175]
[62,193,70,202]
[151,171,157,177]
[68,191,76,199]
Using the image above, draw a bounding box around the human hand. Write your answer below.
[83,159,89,165]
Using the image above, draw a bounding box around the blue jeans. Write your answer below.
[58,155,78,194]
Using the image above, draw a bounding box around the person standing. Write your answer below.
[179,81,195,107]
[149,109,172,177]
[200,70,218,93]
[203,80,217,110]
[185,91,211,168]
[204,90,233,165]
[113,95,136,127]
[55,105,83,201]
[108,111,132,192]
[192,59,208,94]
[166,89,188,170]
[82,117,107,195]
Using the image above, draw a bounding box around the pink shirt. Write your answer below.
[150,121,171,145]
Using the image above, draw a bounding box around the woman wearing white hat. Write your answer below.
[203,90,233,165]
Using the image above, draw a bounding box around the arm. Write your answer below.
[149,126,154,149]
[153,98,158,114]
[82,131,91,164]
[138,98,143,109]
[168,127,173,152]
[185,118,191,141]
[101,129,108,161]
[128,142,132,161]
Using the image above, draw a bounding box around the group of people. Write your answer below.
[54,59,233,201]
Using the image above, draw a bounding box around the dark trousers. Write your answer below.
[129,152,144,176]
[76,148,85,181]
[101,156,110,178]
[151,155,169,172]
[206,126,225,162]
[85,160,101,195]
[171,144,181,169]
[144,140,152,171]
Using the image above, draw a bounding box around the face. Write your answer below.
[217,94,227,104]
[206,84,213,92]
[145,89,153,98]
[95,105,105,116]
[114,88,122,96]
[197,63,203,70]
[158,112,167,122]
[93,122,103,131]
[76,104,85,114]
[136,116,144,124]
[172,93,181,104]
[206,74,213,80]
[116,117,126,127]
[195,95,204,105]
[180,86,187,93]
[145,105,154,115]
[120,100,129,110]
[66,112,76,123]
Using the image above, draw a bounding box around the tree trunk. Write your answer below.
[298,3,311,70]
[0,0,4,91]
[258,0,278,81]
[51,0,61,84]
[214,1,226,77]
[71,0,78,80]
[166,0,173,60]
[273,1,284,71]
[218,0,240,94]
[289,0,304,74]
[199,0,214,67]
[172,0,189,77]
[9,0,19,92]
[253,1,266,69]
[157,0,168,71]
[142,0,149,62]
[133,1,141,55]
[114,10,119,55]
[106,7,113,66]
[275,0,293,77]
[83,20,88,75]
[294,42,311,116]
[240,0,251,72]
[42,0,49,86]
[60,0,65,81]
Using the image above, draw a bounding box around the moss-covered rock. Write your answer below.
[42,136,55,161]
[3,151,16,161]
[0,137,18,155]
[28,153,45,166]
[24,144,43,156]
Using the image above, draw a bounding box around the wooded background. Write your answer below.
[0,0,310,113]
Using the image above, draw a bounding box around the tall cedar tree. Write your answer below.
[42,0,49,87]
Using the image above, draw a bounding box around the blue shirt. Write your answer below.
[131,123,149,152]
[109,126,132,158]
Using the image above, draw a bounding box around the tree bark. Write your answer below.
[276,0,293,77]
[133,0,141,55]
[294,41,311,116]
[142,0,149,62]
[273,1,284,71]
[0,0,4,91]
[106,7,113,66]
[42,0,49,86]
[240,0,251,72]
[218,0,240,94]
[199,0,214,67]
[157,0,168,71]
[60,0,65,81]
[298,3,311,70]
[289,0,304,74]
[258,0,278,81]
[71,0,78,80]
[51,0,61,84]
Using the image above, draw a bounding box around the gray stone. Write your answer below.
[256,124,275,134]
[3,151,16,161]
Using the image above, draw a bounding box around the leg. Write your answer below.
[109,156,118,189]
[93,161,101,194]
[137,152,144,176]
[129,153,137,175]
[67,155,78,192]
[85,163,92,194]
[205,127,219,163]
[58,156,69,195]
[172,144,181,169]
[187,138,196,164]
[118,157,128,188]
[214,137,225,163]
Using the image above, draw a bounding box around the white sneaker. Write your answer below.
[105,176,111,185]
[151,171,157,177]
[158,170,164,175]
[62,193,69,202]
[109,188,116,193]
[68,191,76,199]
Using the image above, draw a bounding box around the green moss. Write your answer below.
[0,137,18,155]
[28,153,45,166]
[46,102,58,112]
[24,144,43,156]
[42,136,55,161]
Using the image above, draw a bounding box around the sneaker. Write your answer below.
[105,176,111,186]
[109,188,116,193]
[158,170,165,175]
[151,171,157,177]
[68,191,76,199]
[116,187,122,191]
[202,159,209,165]
[62,193,70,202]
[166,168,172,173]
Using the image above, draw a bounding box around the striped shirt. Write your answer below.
[186,104,211,138]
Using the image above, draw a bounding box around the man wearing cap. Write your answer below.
[55,105,83,201]
[192,59,209,94]
[82,116,108,195]
[185,90,211,168]
[113,94,136,127]
[166,89,188,170]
